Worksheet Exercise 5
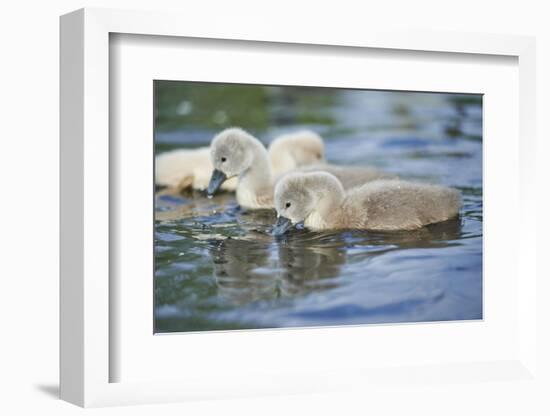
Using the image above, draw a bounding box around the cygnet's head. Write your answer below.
[207,128,259,196]
[269,130,325,170]
[272,172,345,235]
[271,173,316,235]
[291,131,325,166]
[269,131,325,176]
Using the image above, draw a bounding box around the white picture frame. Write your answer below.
[60,7,538,407]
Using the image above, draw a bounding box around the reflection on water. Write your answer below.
[154,83,482,333]
[210,231,347,306]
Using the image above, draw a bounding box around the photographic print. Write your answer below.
[154,81,482,333]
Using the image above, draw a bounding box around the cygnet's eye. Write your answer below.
[285,202,291,208]
[316,152,322,159]
[221,157,227,162]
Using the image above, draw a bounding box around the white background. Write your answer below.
[112,34,519,384]
[1,1,548,415]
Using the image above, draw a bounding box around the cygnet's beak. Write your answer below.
[207,169,227,196]
[272,216,293,236]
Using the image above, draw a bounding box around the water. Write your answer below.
[154,83,482,333]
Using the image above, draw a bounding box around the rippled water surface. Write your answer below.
[154,83,482,332]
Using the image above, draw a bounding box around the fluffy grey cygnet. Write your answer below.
[272,171,462,235]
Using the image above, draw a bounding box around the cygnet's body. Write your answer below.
[272,172,462,234]
[155,147,237,191]
[207,128,396,209]
[155,130,325,192]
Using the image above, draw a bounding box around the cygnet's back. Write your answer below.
[268,132,396,188]
[344,180,462,231]
[298,164,398,189]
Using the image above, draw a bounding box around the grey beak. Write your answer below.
[272,216,293,236]
[207,169,227,196]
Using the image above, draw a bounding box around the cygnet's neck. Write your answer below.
[237,137,273,197]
